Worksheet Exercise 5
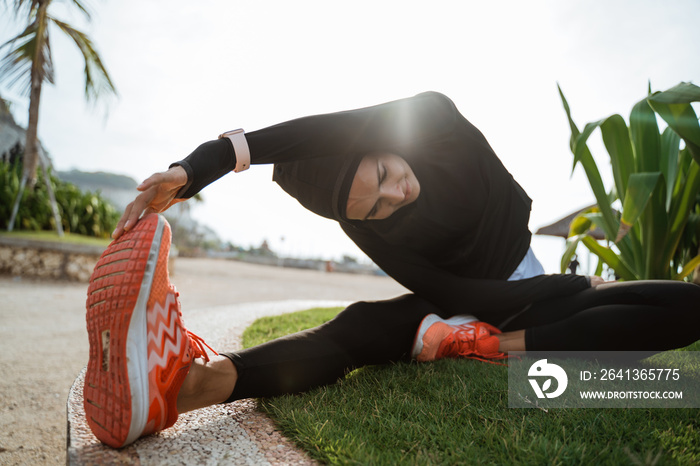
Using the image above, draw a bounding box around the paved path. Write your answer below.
[1,258,407,465]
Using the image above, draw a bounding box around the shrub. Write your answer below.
[0,158,120,238]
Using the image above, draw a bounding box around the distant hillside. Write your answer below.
[58,169,138,190]
[58,170,139,212]
[56,169,224,252]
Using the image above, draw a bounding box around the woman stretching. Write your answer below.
[84,92,700,448]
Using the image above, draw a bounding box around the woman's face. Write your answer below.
[346,152,421,220]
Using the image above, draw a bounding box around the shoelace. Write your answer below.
[449,326,513,366]
[187,331,218,363]
[171,286,217,363]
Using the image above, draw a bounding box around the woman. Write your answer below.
[85,92,700,448]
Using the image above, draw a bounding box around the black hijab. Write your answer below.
[272,92,532,279]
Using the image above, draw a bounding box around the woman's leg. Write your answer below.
[502,280,700,352]
[179,281,700,411]
[177,356,238,413]
[181,294,443,405]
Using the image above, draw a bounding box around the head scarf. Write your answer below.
[273,154,363,222]
[271,93,532,276]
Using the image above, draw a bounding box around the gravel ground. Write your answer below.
[0,257,406,465]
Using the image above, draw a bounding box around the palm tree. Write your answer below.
[1,0,117,232]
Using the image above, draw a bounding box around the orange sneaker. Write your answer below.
[411,314,508,364]
[83,214,215,448]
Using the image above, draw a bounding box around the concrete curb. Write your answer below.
[67,299,350,465]
[0,235,107,256]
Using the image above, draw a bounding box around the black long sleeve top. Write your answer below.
[174,92,589,324]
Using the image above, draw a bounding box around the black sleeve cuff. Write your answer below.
[170,138,237,199]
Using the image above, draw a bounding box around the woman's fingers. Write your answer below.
[588,276,616,288]
[137,173,160,191]
[112,202,135,239]
[112,166,188,239]
[112,188,157,238]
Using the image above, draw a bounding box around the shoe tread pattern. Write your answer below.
[83,215,158,448]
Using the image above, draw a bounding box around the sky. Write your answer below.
[1,0,699,273]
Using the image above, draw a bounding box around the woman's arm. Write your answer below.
[245,91,457,164]
[113,92,464,236]
[171,91,459,199]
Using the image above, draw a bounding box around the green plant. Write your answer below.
[560,82,700,281]
[0,158,119,237]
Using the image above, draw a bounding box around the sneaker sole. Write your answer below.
[84,214,165,448]
[444,315,477,327]
[411,314,442,359]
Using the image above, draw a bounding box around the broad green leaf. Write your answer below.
[679,145,694,177]
[676,253,700,281]
[642,180,669,278]
[647,81,700,106]
[573,119,607,171]
[607,188,618,205]
[559,85,619,241]
[584,210,643,273]
[557,83,580,151]
[581,235,637,280]
[668,157,700,235]
[616,172,662,242]
[600,115,634,203]
[663,158,700,268]
[594,257,605,276]
[630,98,661,173]
[574,144,619,242]
[594,204,646,276]
[648,82,700,166]
[659,127,681,212]
[683,142,700,167]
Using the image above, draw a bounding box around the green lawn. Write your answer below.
[0,230,111,247]
[242,308,700,465]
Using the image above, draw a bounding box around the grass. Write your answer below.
[242,307,700,465]
[243,309,700,465]
[0,230,112,247]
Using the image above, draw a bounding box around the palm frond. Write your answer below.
[5,1,93,22]
[0,17,54,95]
[68,0,93,20]
[3,0,40,16]
[0,38,34,94]
[50,16,116,102]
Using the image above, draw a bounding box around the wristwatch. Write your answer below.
[218,128,251,173]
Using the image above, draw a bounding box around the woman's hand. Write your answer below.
[112,165,188,239]
[589,276,615,288]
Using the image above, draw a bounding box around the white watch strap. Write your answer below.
[218,128,251,173]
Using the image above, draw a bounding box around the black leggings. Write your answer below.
[222,281,700,402]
